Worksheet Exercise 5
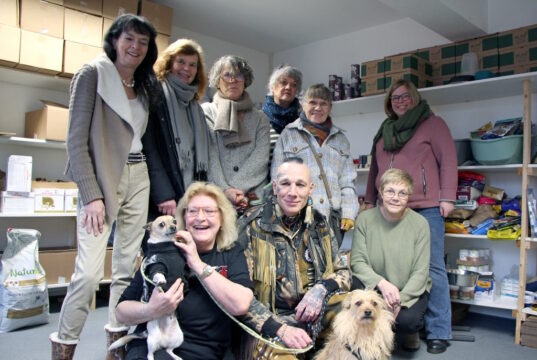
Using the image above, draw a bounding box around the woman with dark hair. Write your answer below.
[49,14,158,360]
[142,38,210,218]
[203,55,271,213]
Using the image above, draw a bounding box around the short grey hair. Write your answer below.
[208,55,254,88]
[267,65,303,95]
[302,83,332,107]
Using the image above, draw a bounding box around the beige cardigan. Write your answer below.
[65,54,147,222]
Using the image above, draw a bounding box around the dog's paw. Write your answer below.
[152,273,166,286]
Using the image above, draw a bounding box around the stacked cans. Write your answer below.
[351,64,362,98]
[328,64,363,101]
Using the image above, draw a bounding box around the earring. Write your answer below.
[308,197,313,205]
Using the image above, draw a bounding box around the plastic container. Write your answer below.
[459,286,475,300]
[454,139,474,165]
[470,135,523,165]
[460,52,478,76]
[447,269,479,287]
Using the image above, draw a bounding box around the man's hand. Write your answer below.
[377,278,400,311]
[295,284,327,323]
[157,199,177,216]
[276,324,312,349]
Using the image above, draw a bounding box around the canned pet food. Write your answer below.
[459,286,475,300]
[450,285,460,299]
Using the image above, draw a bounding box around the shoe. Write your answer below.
[403,332,420,351]
[427,339,449,354]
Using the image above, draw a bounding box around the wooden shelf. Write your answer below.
[332,72,537,117]
[522,307,537,316]
[446,234,537,243]
[357,164,531,175]
[0,136,66,150]
[0,212,76,218]
[0,66,71,93]
[451,296,518,310]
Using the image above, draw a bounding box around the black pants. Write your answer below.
[352,276,429,334]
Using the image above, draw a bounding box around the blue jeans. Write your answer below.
[416,207,452,340]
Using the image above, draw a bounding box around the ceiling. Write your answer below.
[155,0,492,53]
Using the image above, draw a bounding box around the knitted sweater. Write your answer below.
[203,102,271,199]
[351,207,431,308]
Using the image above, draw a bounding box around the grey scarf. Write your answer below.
[213,91,253,146]
[162,74,209,176]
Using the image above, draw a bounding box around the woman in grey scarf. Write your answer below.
[143,38,210,217]
[203,55,271,212]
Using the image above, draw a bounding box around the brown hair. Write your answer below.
[154,38,207,100]
[383,79,421,119]
[379,168,414,195]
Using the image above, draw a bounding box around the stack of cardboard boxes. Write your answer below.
[0,0,173,77]
[358,23,537,97]
[360,54,433,97]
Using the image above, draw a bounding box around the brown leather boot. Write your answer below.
[105,324,129,360]
[49,332,78,360]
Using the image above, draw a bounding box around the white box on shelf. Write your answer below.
[34,188,65,212]
[1,191,35,214]
[64,188,78,212]
[6,155,32,192]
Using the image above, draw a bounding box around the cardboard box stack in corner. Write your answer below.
[1,0,174,77]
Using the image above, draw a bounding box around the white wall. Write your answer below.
[273,18,450,89]
[488,0,537,33]
[170,26,270,105]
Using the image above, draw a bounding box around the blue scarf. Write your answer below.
[262,95,300,134]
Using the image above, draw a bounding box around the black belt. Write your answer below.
[127,152,146,164]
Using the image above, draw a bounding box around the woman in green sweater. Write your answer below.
[351,168,431,351]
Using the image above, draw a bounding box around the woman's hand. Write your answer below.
[439,201,455,218]
[365,203,375,210]
[157,199,177,216]
[377,278,401,311]
[276,324,312,349]
[146,278,184,318]
[174,230,203,271]
[295,284,327,323]
[340,218,354,231]
[82,199,105,236]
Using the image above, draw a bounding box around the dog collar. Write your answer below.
[345,344,363,360]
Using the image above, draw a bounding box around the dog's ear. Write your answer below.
[143,221,153,231]
[343,293,353,309]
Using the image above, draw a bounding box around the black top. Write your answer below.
[119,243,252,360]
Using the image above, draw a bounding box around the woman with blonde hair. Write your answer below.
[143,38,210,219]
[116,182,253,360]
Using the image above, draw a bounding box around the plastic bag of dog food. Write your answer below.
[0,228,49,332]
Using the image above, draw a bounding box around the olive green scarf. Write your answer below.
[371,100,431,156]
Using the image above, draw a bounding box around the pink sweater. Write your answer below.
[365,113,458,209]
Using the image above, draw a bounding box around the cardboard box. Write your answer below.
[62,40,102,76]
[64,188,78,212]
[102,17,113,41]
[1,191,34,214]
[497,64,537,77]
[139,0,173,35]
[0,24,20,67]
[384,54,432,76]
[20,0,64,38]
[360,75,385,97]
[39,249,77,285]
[17,30,63,74]
[499,45,537,68]
[156,33,169,55]
[0,0,18,27]
[481,48,499,71]
[386,69,433,89]
[34,188,65,212]
[6,155,32,193]
[63,0,102,16]
[25,100,69,142]
[514,24,537,47]
[64,8,103,47]
[361,58,385,78]
[103,0,138,19]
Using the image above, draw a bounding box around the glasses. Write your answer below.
[383,189,409,199]
[185,207,220,218]
[221,72,245,83]
[390,93,411,103]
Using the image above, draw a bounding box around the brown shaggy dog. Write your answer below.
[315,289,395,360]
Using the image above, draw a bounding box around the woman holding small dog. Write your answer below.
[203,55,271,212]
[116,182,254,360]
[50,14,159,360]
[142,38,210,218]
[352,168,431,352]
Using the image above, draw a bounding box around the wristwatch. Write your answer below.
[198,264,215,280]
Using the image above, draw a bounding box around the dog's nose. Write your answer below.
[171,225,177,232]
[364,310,372,317]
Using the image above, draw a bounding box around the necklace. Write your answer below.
[121,77,135,88]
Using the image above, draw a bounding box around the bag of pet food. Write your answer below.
[0,228,49,332]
